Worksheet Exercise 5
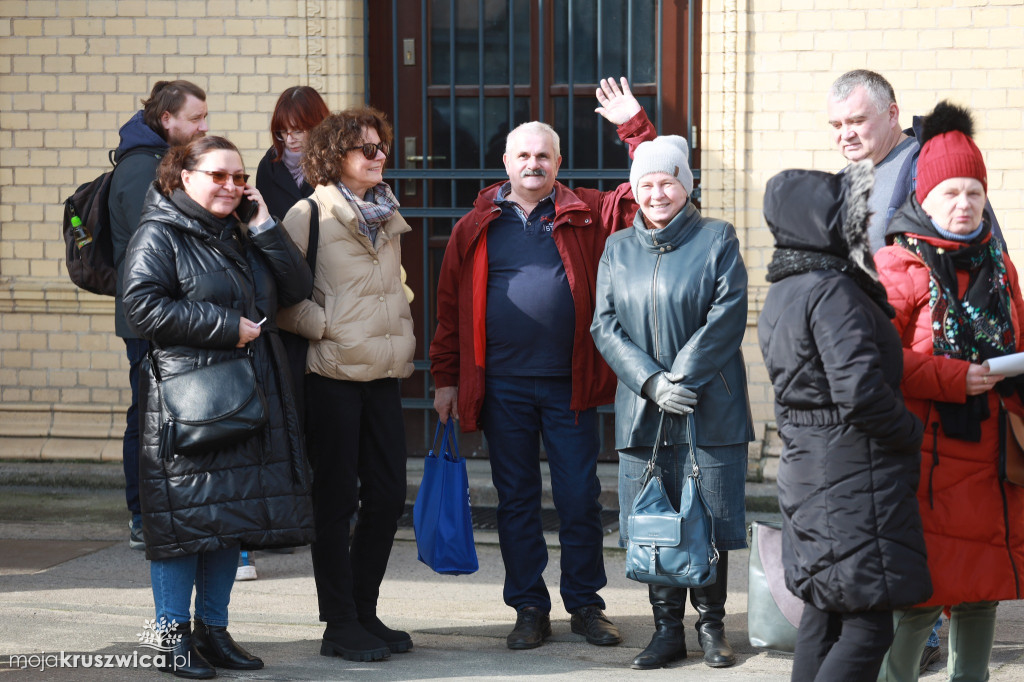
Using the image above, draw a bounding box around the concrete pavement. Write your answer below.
[0,475,1022,680]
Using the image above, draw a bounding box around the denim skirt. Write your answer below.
[618,441,748,551]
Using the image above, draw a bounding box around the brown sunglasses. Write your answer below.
[192,169,250,187]
[344,142,390,160]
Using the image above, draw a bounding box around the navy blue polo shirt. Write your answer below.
[485,183,575,376]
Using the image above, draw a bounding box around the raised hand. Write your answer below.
[595,77,642,126]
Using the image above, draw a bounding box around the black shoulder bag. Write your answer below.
[152,346,269,460]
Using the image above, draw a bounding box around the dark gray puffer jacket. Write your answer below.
[123,185,315,560]
[757,163,931,612]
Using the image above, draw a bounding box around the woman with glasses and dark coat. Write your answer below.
[277,107,416,664]
[255,86,330,221]
[591,136,754,670]
[123,136,316,679]
[757,161,930,682]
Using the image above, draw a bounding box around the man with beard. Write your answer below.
[108,80,208,551]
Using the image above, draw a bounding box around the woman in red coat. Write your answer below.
[875,101,1024,681]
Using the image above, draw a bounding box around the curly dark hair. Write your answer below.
[155,136,241,196]
[302,107,394,187]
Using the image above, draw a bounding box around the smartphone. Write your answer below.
[236,196,259,223]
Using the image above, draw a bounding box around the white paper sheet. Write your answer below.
[983,352,1024,377]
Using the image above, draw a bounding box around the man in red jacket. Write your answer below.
[430,78,657,650]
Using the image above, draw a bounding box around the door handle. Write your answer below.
[404,136,446,165]
[405,155,448,162]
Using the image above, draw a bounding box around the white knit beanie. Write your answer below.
[629,135,693,197]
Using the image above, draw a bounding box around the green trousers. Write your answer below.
[877,601,998,682]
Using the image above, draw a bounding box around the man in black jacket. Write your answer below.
[108,80,208,551]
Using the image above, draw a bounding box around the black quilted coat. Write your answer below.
[123,185,316,560]
[757,164,931,612]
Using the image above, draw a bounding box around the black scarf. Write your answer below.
[169,188,245,259]
[766,248,896,318]
[891,211,1016,441]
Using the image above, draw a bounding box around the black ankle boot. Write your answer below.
[192,618,264,670]
[631,585,687,670]
[321,621,391,662]
[690,551,736,668]
[358,614,413,653]
[156,621,216,679]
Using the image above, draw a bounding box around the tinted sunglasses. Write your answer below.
[193,169,250,187]
[344,142,390,160]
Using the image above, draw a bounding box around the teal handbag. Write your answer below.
[625,412,719,588]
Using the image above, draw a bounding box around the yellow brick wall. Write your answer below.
[0,1,365,448]
[3,1,1023,451]
[703,0,1024,427]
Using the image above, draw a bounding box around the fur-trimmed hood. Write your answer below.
[763,160,877,278]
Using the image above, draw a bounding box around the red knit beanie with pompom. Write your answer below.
[915,101,987,203]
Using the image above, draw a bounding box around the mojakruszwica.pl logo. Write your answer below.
[5,618,191,672]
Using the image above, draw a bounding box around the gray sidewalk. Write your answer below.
[0,469,1022,680]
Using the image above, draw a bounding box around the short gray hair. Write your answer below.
[829,70,896,115]
[505,121,561,158]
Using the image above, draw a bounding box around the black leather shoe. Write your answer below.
[632,628,687,670]
[192,618,264,670]
[156,622,216,679]
[570,606,622,646]
[690,551,736,668]
[696,625,736,668]
[506,608,551,650]
[321,621,391,662]
[359,615,413,653]
[632,585,687,670]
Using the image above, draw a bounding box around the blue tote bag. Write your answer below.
[413,418,479,575]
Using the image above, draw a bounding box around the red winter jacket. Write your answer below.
[429,110,657,432]
[877,227,1024,607]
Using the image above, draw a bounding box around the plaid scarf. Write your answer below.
[337,181,399,243]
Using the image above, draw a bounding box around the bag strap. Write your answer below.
[304,197,320,293]
[441,417,461,462]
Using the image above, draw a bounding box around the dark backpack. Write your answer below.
[61,148,150,296]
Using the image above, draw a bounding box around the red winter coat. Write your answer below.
[877,211,1024,608]
[429,111,657,432]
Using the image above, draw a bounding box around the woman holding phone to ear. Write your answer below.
[123,135,315,679]
[278,107,416,663]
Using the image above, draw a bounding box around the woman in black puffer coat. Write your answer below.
[123,136,315,679]
[757,161,930,682]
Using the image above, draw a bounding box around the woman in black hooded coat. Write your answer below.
[756,161,930,682]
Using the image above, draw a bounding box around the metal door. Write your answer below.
[366,0,700,457]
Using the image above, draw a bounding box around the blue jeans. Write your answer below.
[123,338,148,515]
[150,548,240,627]
[480,375,606,613]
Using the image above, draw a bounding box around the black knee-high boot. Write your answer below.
[689,550,736,667]
[631,584,687,670]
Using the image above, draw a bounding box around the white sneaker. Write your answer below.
[235,551,257,581]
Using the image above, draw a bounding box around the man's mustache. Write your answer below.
[520,168,546,178]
